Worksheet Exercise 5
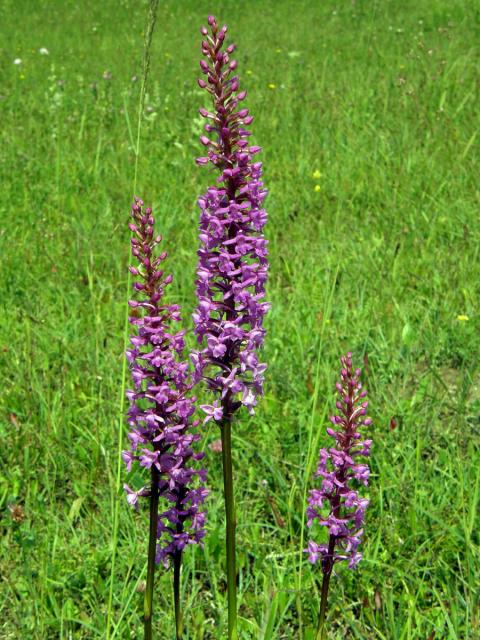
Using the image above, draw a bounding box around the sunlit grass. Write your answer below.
[0,0,479,638]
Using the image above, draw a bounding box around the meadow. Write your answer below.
[0,0,479,638]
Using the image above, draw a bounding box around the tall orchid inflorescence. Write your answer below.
[306,353,372,637]
[122,197,207,638]
[192,16,268,639]
[193,15,269,422]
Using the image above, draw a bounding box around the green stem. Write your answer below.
[221,417,238,640]
[316,534,335,640]
[173,550,183,639]
[144,465,160,640]
[316,570,332,640]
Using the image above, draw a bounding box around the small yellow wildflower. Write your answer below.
[312,169,322,180]
[268,83,276,90]
[314,184,321,192]
[456,315,469,321]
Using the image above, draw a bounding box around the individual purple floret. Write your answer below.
[192,14,269,422]
[306,353,372,572]
[122,197,207,567]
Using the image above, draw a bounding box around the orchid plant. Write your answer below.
[306,353,372,639]
[122,198,207,639]
[192,15,269,639]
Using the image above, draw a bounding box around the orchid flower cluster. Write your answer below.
[122,197,207,567]
[307,353,372,571]
[119,14,373,640]
[192,15,269,424]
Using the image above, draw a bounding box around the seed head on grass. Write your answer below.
[122,197,207,566]
[306,353,372,571]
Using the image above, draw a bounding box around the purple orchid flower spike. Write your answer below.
[123,197,207,640]
[306,353,372,639]
[192,15,269,639]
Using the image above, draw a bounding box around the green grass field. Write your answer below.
[1,0,479,638]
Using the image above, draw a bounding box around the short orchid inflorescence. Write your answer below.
[192,15,269,424]
[122,197,207,567]
[307,353,372,571]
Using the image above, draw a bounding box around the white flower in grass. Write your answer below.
[13,58,22,65]
[39,47,49,55]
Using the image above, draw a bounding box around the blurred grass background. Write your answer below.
[0,0,479,638]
